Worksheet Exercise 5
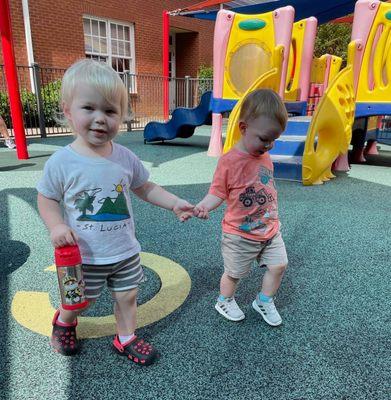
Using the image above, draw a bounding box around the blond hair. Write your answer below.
[238,89,288,131]
[60,59,129,122]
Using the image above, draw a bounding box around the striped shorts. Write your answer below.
[82,253,143,300]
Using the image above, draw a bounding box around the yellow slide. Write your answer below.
[302,42,356,185]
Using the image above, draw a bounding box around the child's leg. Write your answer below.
[220,272,239,298]
[216,234,259,322]
[51,303,92,356]
[260,263,287,297]
[253,264,287,327]
[216,273,244,321]
[109,255,158,365]
[253,232,288,326]
[112,288,138,336]
[0,116,10,140]
[59,303,92,324]
[111,288,158,365]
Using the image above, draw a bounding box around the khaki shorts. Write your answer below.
[221,231,288,279]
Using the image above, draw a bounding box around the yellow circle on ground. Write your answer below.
[11,252,191,338]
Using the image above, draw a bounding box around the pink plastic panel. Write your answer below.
[351,0,380,91]
[208,113,223,156]
[213,10,234,99]
[273,5,295,96]
[324,54,332,88]
[299,17,317,101]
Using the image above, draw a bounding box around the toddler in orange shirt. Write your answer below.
[194,89,289,326]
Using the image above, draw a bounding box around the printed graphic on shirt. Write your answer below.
[239,208,269,232]
[259,166,276,188]
[237,165,276,233]
[238,186,274,208]
[75,181,130,222]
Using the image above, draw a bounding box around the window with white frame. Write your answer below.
[83,16,136,79]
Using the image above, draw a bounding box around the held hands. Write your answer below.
[50,223,79,248]
[193,203,210,219]
[172,198,195,222]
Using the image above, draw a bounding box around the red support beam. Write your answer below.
[0,0,29,159]
[162,10,170,121]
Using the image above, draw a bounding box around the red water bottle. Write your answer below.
[55,245,88,310]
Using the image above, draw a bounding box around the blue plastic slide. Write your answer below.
[143,91,212,143]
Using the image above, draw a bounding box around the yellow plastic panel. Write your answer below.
[223,11,275,99]
[328,56,343,82]
[356,1,391,102]
[311,55,328,84]
[223,46,284,153]
[303,64,355,185]
[285,20,307,100]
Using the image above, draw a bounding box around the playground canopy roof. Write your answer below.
[169,0,358,24]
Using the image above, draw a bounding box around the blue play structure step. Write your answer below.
[269,135,306,156]
[282,116,311,135]
[270,116,311,181]
[272,155,303,181]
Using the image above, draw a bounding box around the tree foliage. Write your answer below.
[314,23,352,63]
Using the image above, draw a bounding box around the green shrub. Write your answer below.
[197,64,213,97]
[314,23,352,67]
[0,79,62,128]
[0,92,11,126]
[42,80,62,126]
[21,89,38,127]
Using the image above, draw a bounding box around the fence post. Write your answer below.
[124,72,132,132]
[32,63,46,138]
[185,75,190,108]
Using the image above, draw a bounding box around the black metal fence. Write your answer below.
[0,64,213,137]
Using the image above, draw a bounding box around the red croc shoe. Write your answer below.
[50,310,79,356]
[113,334,158,366]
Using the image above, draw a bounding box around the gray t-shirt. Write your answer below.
[37,143,149,264]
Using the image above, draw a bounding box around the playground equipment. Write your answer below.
[144,0,390,185]
[143,91,212,143]
[218,5,356,185]
[146,5,355,185]
[223,37,356,185]
[307,54,343,115]
[207,6,294,156]
[335,0,391,166]
[285,17,318,103]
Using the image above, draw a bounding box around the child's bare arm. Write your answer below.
[132,181,194,222]
[193,194,224,219]
[37,193,78,247]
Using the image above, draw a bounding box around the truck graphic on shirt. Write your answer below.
[238,186,274,207]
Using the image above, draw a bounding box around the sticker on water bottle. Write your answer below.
[63,275,84,305]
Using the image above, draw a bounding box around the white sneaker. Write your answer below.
[252,297,282,326]
[5,139,16,149]
[215,297,245,321]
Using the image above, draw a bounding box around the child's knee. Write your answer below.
[112,288,138,305]
[268,263,287,275]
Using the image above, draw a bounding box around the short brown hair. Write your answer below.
[238,89,288,131]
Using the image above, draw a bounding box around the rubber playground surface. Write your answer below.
[0,127,390,400]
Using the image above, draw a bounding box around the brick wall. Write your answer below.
[0,0,214,76]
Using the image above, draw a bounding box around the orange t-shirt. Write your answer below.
[209,148,279,241]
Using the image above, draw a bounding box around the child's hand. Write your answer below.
[193,204,209,219]
[50,223,79,248]
[173,199,194,222]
